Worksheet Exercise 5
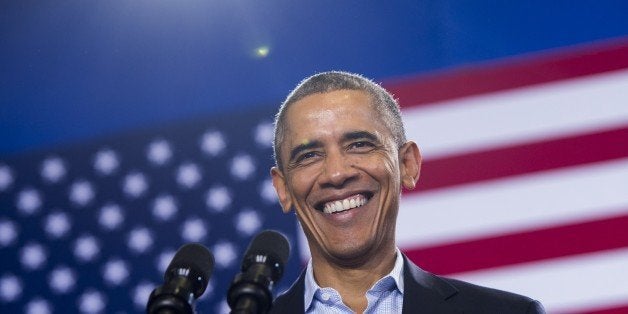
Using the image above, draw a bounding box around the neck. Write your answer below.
[310,245,398,313]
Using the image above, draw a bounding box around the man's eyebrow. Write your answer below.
[288,140,322,162]
[342,131,379,142]
[287,132,378,162]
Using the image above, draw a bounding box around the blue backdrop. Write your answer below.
[3,1,628,155]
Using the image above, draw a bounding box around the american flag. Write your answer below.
[385,39,628,314]
[0,108,302,313]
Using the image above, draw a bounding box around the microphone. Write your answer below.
[227,230,290,314]
[147,243,215,314]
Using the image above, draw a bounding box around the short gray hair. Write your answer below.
[273,71,406,170]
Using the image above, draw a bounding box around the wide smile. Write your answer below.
[315,192,374,214]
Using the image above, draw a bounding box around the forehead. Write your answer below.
[282,89,389,141]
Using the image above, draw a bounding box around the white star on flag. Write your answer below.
[205,186,232,212]
[0,275,22,302]
[48,267,76,294]
[16,188,42,215]
[180,218,207,242]
[200,131,226,156]
[133,282,155,309]
[122,172,148,198]
[176,162,202,189]
[230,154,255,180]
[254,122,274,147]
[78,290,106,314]
[20,243,47,270]
[235,209,262,236]
[213,241,237,269]
[25,298,52,314]
[156,250,176,273]
[98,204,124,230]
[93,149,119,176]
[152,195,178,221]
[127,227,153,254]
[41,156,67,183]
[147,139,173,166]
[44,212,71,239]
[74,235,100,262]
[0,164,14,191]
[0,220,18,247]
[102,259,130,286]
[259,179,278,203]
[69,180,95,207]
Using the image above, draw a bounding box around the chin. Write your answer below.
[326,239,378,266]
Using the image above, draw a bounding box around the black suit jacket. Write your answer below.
[270,255,545,313]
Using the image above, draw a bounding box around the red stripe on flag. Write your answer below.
[384,38,628,107]
[409,126,628,193]
[403,212,628,275]
[566,304,628,314]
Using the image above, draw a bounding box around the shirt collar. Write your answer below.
[303,259,318,312]
[303,248,405,312]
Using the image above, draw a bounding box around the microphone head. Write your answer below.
[227,231,290,312]
[242,230,290,283]
[244,230,290,266]
[166,243,214,297]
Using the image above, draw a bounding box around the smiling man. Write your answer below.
[269,71,544,314]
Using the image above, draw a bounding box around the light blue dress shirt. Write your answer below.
[303,248,405,314]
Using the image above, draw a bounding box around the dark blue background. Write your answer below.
[3,1,628,155]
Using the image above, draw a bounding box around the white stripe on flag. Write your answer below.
[397,157,628,248]
[403,68,628,159]
[452,247,628,314]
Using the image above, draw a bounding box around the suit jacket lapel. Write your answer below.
[271,270,306,313]
[402,255,462,314]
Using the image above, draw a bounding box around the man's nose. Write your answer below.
[319,150,358,187]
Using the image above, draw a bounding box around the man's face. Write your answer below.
[271,89,420,266]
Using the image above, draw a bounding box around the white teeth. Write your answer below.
[334,201,342,211]
[322,194,368,214]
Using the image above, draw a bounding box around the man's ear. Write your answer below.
[399,141,422,190]
[271,166,293,213]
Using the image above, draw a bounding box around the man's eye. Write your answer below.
[296,151,317,162]
[349,141,374,150]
